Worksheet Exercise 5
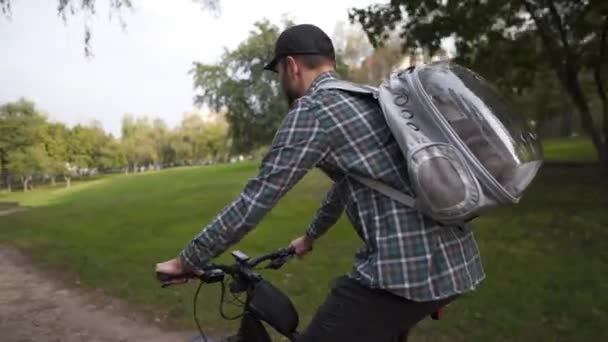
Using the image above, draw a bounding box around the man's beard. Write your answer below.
[285,91,297,107]
[281,72,298,107]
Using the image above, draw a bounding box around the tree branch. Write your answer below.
[0,0,11,18]
[523,0,601,150]
[522,0,571,90]
[546,0,573,59]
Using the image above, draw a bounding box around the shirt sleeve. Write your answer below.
[180,99,329,270]
[306,180,346,240]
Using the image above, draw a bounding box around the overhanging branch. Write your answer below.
[522,1,564,79]
[546,0,573,60]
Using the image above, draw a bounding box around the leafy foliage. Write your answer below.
[0,99,47,188]
[0,97,232,191]
[350,0,608,166]
[191,20,289,153]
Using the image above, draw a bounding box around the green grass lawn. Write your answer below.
[0,153,606,340]
[541,136,597,162]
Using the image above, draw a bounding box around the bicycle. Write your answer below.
[159,246,444,342]
[160,247,300,342]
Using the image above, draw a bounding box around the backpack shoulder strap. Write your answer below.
[318,81,414,208]
[349,174,417,209]
[316,80,379,98]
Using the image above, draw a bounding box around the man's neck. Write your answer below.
[302,66,335,91]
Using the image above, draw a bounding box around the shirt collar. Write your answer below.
[307,71,339,94]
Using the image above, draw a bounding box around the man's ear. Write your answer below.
[284,56,299,77]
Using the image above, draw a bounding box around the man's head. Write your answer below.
[264,24,336,105]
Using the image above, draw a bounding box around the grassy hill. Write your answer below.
[0,141,606,341]
[541,137,597,163]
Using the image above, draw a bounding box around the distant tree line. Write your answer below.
[0,99,232,192]
[3,12,600,193]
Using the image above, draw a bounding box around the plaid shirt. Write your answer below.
[181,72,485,301]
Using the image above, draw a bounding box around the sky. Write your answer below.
[0,0,382,136]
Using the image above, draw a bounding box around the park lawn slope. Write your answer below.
[541,136,597,162]
[0,161,606,340]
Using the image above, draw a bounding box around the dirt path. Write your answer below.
[0,246,196,342]
[0,207,26,216]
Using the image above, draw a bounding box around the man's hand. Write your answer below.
[290,235,314,257]
[155,257,196,287]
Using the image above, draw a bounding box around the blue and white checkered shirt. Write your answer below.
[180,71,485,301]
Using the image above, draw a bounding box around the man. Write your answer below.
[156,24,484,341]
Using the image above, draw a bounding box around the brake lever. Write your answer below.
[264,259,284,270]
[201,269,225,283]
[264,255,292,270]
[158,272,196,288]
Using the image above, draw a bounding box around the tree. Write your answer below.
[120,115,158,172]
[350,1,608,169]
[350,42,405,85]
[43,122,70,186]
[0,99,47,191]
[151,118,170,168]
[167,131,191,166]
[199,120,230,162]
[179,112,206,163]
[191,19,290,153]
[332,21,374,68]
[69,123,102,172]
[332,21,426,85]
[98,139,126,172]
[7,145,50,191]
[513,65,575,136]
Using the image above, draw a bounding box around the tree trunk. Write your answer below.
[64,175,71,188]
[22,177,28,192]
[599,95,608,169]
[51,176,56,186]
[595,16,608,171]
[0,155,7,191]
[563,64,602,147]
[560,108,573,137]
[4,173,10,192]
[599,91,608,170]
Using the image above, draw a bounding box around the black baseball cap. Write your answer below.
[264,24,335,72]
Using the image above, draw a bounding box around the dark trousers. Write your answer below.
[296,276,457,342]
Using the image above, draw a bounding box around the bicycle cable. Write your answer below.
[230,291,246,306]
[193,277,244,342]
[219,279,244,320]
[193,280,208,342]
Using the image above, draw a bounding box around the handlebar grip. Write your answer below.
[200,269,225,283]
[284,245,296,255]
[156,271,196,283]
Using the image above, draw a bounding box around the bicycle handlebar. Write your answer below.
[158,246,295,287]
[188,246,295,282]
[247,246,295,269]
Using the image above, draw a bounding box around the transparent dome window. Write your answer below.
[418,62,543,197]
